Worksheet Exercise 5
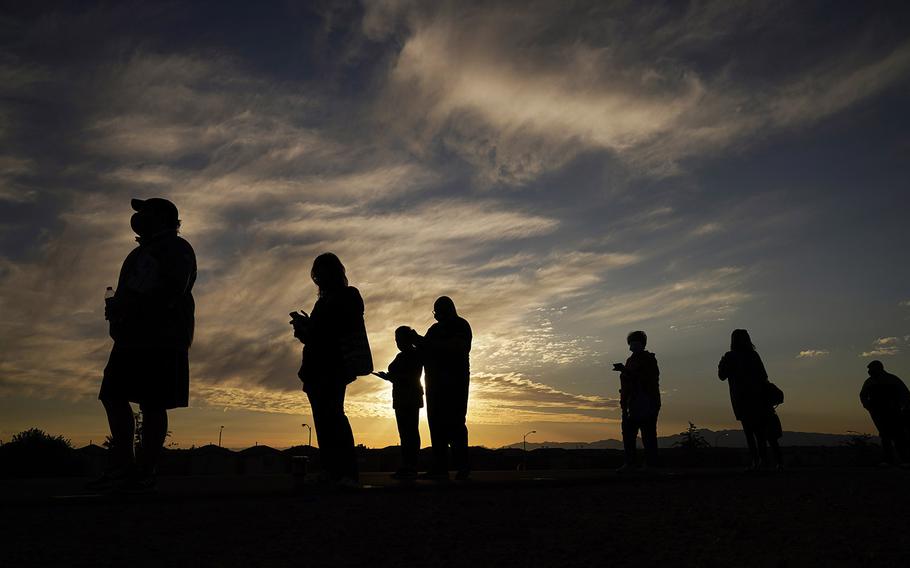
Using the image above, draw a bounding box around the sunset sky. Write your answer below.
[1,1,909,449]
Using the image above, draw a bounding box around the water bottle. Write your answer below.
[105,286,115,300]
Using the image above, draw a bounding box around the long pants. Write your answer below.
[622,413,658,465]
[742,415,783,466]
[426,387,469,473]
[871,411,910,464]
[307,381,358,481]
[395,406,420,471]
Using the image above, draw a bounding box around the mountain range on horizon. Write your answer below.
[499,429,875,450]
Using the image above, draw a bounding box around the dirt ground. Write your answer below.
[2,468,909,567]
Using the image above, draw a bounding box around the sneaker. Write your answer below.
[616,463,635,473]
[418,470,450,481]
[454,469,471,481]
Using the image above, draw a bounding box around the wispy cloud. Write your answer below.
[583,267,750,326]
[2,1,907,444]
[374,1,910,184]
[860,337,902,358]
[797,349,830,359]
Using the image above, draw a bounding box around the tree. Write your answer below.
[9,428,73,450]
[674,422,711,450]
[0,428,79,478]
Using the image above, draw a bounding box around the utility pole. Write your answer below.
[218,425,224,447]
[302,423,312,447]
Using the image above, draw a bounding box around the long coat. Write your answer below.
[718,349,769,421]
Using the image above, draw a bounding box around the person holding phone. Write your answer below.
[614,330,661,471]
[373,326,424,479]
[292,253,367,488]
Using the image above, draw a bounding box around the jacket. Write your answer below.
[620,350,661,417]
[298,286,366,388]
[109,232,196,349]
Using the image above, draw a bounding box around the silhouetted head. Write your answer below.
[433,296,457,322]
[311,253,348,297]
[730,329,755,352]
[867,360,885,377]
[627,330,647,352]
[395,326,415,351]
[130,197,180,238]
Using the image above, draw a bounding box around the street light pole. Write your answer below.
[302,423,312,447]
[523,430,537,453]
[218,425,224,448]
[522,430,536,471]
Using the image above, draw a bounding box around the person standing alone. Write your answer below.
[718,329,783,470]
[292,253,371,488]
[91,198,196,492]
[860,360,910,466]
[614,330,661,471]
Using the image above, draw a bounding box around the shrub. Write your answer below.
[0,428,80,478]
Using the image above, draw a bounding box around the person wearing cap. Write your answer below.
[411,296,472,480]
[860,361,910,466]
[90,197,197,492]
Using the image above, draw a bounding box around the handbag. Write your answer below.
[339,316,373,377]
[765,381,784,406]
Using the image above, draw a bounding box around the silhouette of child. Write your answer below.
[374,326,424,479]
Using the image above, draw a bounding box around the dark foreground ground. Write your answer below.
[2,468,909,567]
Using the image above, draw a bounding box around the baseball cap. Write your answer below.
[131,198,179,227]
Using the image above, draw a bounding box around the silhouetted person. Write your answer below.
[613,331,660,470]
[374,326,424,479]
[292,253,370,488]
[718,329,782,470]
[91,198,196,492]
[860,360,910,466]
[413,296,472,480]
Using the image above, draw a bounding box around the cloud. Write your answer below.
[9,1,893,439]
[376,1,910,185]
[860,337,902,357]
[797,349,829,359]
[190,370,620,425]
[0,49,641,413]
[583,267,750,326]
